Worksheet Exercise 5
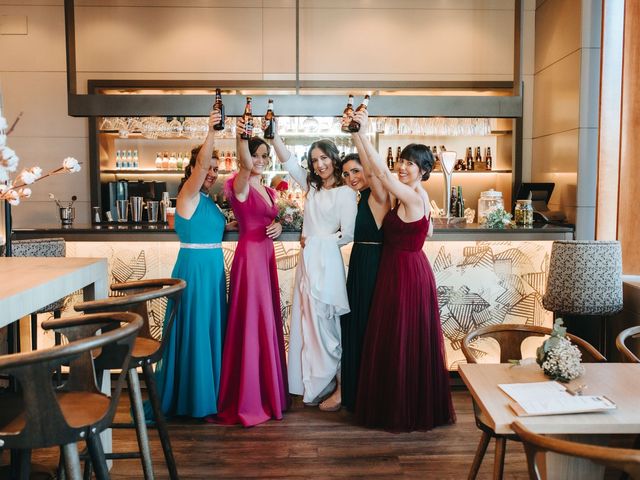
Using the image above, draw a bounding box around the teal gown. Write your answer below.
[152,192,227,418]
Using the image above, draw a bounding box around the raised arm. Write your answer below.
[232,118,253,201]
[351,132,388,205]
[354,110,424,221]
[270,128,308,192]
[177,111,220,215]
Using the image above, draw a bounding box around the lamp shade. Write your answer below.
[542,240,623,315]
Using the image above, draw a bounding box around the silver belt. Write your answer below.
[354,241,382,245]
[180,242,222,249]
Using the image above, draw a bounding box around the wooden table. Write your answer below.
[460,363,640,479]
[0,257,108,328]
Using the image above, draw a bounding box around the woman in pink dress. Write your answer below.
[216,118,290,426]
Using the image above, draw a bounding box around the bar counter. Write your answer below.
[12,222,573,369]
[13,222,574,242]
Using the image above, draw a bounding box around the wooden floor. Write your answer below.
[12,389,636,479]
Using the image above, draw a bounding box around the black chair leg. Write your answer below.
[54,310,63,385]
[30,313,38,351]
[62,442,82,480]
[86,434,109,480]
[128,367,155,480]
[143,361,179,480]
[10,448,31,480]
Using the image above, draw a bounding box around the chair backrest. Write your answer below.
[73,278,186,362]
[616,326,640,363]
[0,312,142,450]
[11,237,65,258]
[512,421,640,480]
[462,324,606,364]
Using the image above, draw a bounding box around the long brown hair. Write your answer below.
[306,139,343,190]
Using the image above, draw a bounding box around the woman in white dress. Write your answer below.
[271,132,357,411]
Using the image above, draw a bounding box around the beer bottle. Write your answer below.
[475,146,482,164]
[485,146,493,170]
[465,147,474,171]
[212,88,225,131]
[396,146,402,166]
[341,94,355,133]
[456,186,465,217]
[264,99,275,139]
[241,97,253,140]
[450,186,458,217]
[386,147,394,171]
[348,95,370,133]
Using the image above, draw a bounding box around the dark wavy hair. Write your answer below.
[178,146,220,192]
[307,139,344,190]
[246,137,271,171]
[341,153,361,168]
[400,143,435,181]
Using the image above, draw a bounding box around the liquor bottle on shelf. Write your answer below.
[450,186,458,217]
[225,151,232,172]
[241,97,253,140]
[396,146,402,167]
[432,145,441,171]
[386,147,394,171]
[169,152,177,170]
[485,147,493,170]
[348,95,370,133]
[155,152,162,169]
[177,152,183,170]
[133,150,139,169]
[456,186,465,218]
[162,152,169,170]
[475,146,482,169]
[126,150,133,169]
[341,94,354,133]
[465,147,474,171]
[264,99,275,139]
[212,88,225,131]
[115,150,122,170]
[231,151,238,171]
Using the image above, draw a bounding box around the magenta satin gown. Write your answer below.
[216,179,290,426]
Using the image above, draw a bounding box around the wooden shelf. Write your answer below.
[101,168,234,175]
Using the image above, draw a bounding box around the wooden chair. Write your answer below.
[461,324,606,480]
[71,278,186,480]
[616,326,640,363]
[0,312,142,480]
[512,421,640,480]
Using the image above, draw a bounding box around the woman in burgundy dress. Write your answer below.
[216,118,289,426]
[353,110,455,432]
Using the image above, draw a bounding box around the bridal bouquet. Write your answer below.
[536,319,585,382]
[276,198,303,231]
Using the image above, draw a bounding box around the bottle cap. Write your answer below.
[480,189,502,198]
[517,199,532,204]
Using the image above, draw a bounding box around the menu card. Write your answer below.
[498,381,617,417]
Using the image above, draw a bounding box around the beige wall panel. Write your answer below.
[523,10,536,76]
[298,8,514,77]
[76,1,261,6]
[297,73,513,81]
[5,136,90,201]
[298,0,514,9]
[534,0,581,72]
[522,137,533,182]
[532,128,578,174]
[262,7,295,74]
[532,51,580,138]
[74,7,263,73]
[0,72,86,138]
[0,6,66,71]
[523,74,534,138]
[0,1,62,5]
[12,201,91,228]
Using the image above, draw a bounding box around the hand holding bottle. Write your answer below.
[208,110,222,132]
[352,109,369,133]
[236,117,248,139]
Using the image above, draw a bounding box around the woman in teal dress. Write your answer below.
[152,110,228,419]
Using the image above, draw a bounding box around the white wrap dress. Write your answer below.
[284,154,357,403]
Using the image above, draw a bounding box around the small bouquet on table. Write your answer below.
[536,318,585,383]
[276,197,303,231]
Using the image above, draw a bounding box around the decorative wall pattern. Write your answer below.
[56,239,554,369]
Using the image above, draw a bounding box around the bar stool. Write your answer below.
[71,278,186,480]
[0,312,142,480]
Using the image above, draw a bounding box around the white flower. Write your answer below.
[62,157,81,173]
[4,189,20,206]
[0,167,8,183]
[18,187,32,198]
[0,116,7,130]
[16,168,37,185]
[0,184,7,194]
[0,134,6,147]
[1,146,19,171]
[28,166,42,178]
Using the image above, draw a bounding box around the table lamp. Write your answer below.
[542,240,623,357]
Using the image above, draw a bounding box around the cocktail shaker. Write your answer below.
[130,196,144,222]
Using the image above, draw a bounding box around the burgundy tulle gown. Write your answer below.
[216,179,289,426]
[356,208,455,432]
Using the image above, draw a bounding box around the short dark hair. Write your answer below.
[248,136,270,157]
[178,146,219,192]
[400,143,435,181]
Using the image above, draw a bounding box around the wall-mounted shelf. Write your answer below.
[101,168,235,175]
